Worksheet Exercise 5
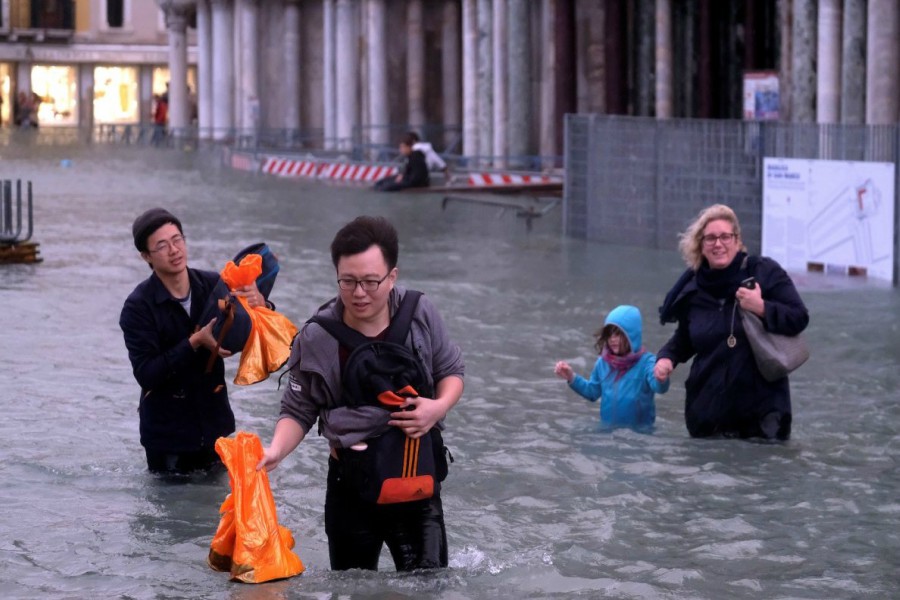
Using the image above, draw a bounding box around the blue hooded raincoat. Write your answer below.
[568,305,669,431]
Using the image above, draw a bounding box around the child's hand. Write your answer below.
[653,358,674,382]
[554,361,574,384]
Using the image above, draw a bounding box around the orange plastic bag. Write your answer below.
[220,254,298,385]
[208,431,305,583]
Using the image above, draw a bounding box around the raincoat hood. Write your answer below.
[605,305,643,351]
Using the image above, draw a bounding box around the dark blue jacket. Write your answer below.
[657,255,809,439]
[120,268,235,453]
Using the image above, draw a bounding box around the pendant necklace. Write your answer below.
[727,301,737,348]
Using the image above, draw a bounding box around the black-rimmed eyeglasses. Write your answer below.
[701,233,737,246]
[337,272,390,292]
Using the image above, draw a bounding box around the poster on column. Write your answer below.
[762,157,896,282]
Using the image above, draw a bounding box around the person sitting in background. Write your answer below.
[407,131,450,178]
[373,133,430,192]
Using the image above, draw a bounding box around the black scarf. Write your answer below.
[695,251,747,299]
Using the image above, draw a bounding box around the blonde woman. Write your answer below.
[653,204,809,440]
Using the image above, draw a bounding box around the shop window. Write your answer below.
[31,65,78,127]
[94,66,139,124]
[107,0,124,28]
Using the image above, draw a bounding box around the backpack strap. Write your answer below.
[383,290,422,344]
[310,290,424,349]
[309,314,368,350]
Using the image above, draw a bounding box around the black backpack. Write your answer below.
[310,290,447,504]
[310,290,433,407]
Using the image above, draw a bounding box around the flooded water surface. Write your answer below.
[0,144,898,599]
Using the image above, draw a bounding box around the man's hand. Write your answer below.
[190,317,233,356]
[388,396,445,439]
[233,281,266,308]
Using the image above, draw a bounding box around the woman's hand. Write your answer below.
[736,282,765,318]
[653,358,674,382]
[554,361,574,383]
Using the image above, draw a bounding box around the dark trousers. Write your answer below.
[145,447,222,474]
[324,455,448,571]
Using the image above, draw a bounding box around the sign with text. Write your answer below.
[762,157,896,282]
[743,71,780,120]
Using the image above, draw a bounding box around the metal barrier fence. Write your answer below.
[564,115,900,279]
[0,123,563,173]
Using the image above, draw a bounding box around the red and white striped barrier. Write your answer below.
[261,157,323,178]
[317,162,398,182]
[260,156,398,183]
[230,152,257,172]
[466,172,562,187]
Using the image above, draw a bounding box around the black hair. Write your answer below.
[330,215,399,270]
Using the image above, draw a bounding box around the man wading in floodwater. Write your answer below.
[256,215,464,571]
[120,208,266,474]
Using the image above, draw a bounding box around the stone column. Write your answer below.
[462,0,479,159]
[164,5,190,135]
[865,0,899,124]
[492,0,507,166]
[635,0,654,117]
[407,0,425,130]
[367,0,388,148]
[655,0,672,118]
[335,0,357,150]
[789,0,816,123]
[239,0,259,134]
[79,64,94,131]
[575,0,603,114]
[196,0,213,138]
[777,0,792,122]
[441,0,461,151]
[816,0,841,123]
[284,0,301,133]
[323,0,336,149]
[840,0,866,125]
[507,0,531,166]
[539,0,555,162]
[476,0,493,165]
[211,0,235,140]
[139,65,154,126]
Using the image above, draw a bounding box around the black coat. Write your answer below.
[657,254,809,439]
[120,268,235,453]
[401,150,430,188]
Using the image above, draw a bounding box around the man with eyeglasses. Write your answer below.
[120,208,266,474]
[257,215,465,571]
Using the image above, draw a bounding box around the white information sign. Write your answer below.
[762,158,895,282]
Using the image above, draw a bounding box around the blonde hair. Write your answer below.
[677,203,748,270]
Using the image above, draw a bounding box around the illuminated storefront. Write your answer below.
[31,65,78,127]
[94,66,139,124]
[0,64,10,127]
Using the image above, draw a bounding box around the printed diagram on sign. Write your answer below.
[806,178,887,277]
[762,157,895,282]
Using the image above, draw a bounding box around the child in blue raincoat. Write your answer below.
[555,305,669,431]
